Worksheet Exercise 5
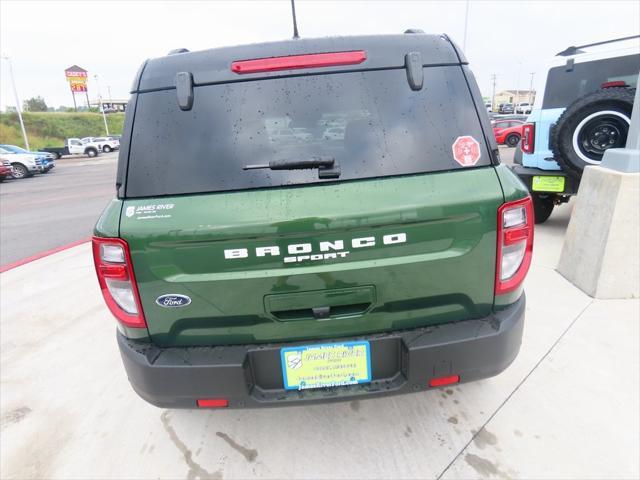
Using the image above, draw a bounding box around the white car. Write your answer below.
[0,146,45,179]
[81,137,119,153]
[516,103,533,114]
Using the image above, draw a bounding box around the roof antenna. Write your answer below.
[290,0,300,38]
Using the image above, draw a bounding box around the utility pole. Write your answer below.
[290,0,299,39]
[491,73,497,112]
[514,61,522,111]
[1,54,30,150]
[94,74,109,136]
[528,72,535,104]
[462,0,470,52]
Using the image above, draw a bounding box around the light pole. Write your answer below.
[1,54,30,150]
[491,73,497,112]
[93,74,109,136]
[528,72,535,104]
[514,61,522,112]
[462,0,470,52]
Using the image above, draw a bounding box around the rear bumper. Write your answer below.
[509,164,580,196]
[118,294,526,409]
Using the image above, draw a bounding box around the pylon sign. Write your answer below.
[65,65,88,92]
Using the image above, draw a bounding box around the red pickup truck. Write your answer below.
[493,120,524,147]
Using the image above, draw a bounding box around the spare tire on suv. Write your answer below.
[551,87,635,177]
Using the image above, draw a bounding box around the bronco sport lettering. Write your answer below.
[224,233,407,261]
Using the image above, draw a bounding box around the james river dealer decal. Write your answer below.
[125,203,175,220]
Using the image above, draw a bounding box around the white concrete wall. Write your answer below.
[557,166,640,298]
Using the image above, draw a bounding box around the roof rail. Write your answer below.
[168,48,190,55]
[556,35,640,56]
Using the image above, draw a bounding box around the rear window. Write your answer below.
[126,67,489,197]
[542,54,640,109]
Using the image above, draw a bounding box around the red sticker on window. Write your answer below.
[452,136,481,167]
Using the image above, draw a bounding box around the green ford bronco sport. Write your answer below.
[93,32,533,409]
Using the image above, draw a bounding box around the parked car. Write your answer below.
[0,159,13,182]
[0,145,56,172]
[492,120,525,147]
[515,103,532,114]
[0,146,45,178]
[485,102,492,113]
[292,128,313,142]
[81,137,119,153]
[269,129,300,144]
[498,103,515,114]
[43,138,101,159]
[40,156,55,172]
[322,126,346,140]
[513,35,639,223]
[93,31,533,409]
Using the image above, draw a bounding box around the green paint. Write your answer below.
[99,167,512,347]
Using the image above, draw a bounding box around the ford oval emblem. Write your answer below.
[156,294,191,308]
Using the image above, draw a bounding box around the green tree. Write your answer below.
[23,96,48,112]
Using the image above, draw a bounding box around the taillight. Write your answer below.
[231,50,367,74]
[92,236,146,328]
[601,80,627,88]
[495,197,534,294]
[521,123,535,154]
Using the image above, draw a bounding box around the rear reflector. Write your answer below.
[231,50,367,74]
[197,399,229,408]
[92,236,147,329]
[495,197,534,294]
[429,375,460,387]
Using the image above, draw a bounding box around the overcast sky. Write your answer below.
[1,0,639,110]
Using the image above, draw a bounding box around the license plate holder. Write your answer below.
[532,175,565,192]
[281,341,371,390]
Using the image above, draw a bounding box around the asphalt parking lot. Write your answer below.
[0,152,118,266]
[1,147,638,478]
[0,148,520,269]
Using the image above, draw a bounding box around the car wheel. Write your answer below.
[552,87,634,177]
[506,134,521,147]
[533,194,555,224]
[103,146,112,153]
[86,148,98,158]
[10,163,29,179]
[55,152,62,159]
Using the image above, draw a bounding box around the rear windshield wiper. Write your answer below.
[243,157,340,179]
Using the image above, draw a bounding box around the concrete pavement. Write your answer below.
[1,186,639,479]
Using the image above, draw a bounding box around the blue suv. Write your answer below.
[512,36,639,223]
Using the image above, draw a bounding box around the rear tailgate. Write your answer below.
[122,167,502,347]
[121,54,504,347]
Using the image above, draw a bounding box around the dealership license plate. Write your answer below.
[281,341,371,390]
[532,175,565,192]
